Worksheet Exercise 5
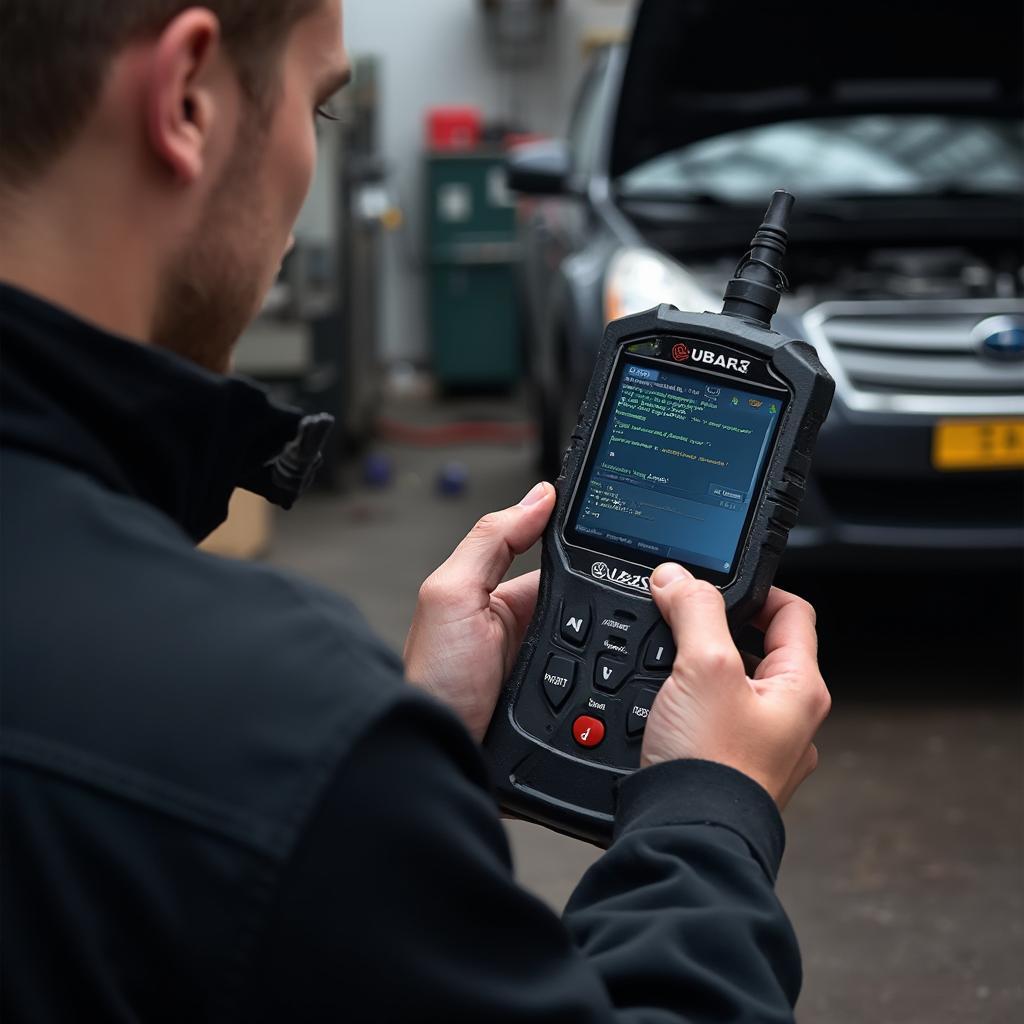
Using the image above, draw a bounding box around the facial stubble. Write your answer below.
[151,114,276,375]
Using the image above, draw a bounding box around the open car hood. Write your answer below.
[611,0,1024,179]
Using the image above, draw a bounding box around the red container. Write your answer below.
[427,107,482,151]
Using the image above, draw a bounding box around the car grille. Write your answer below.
[802,299,1024,416]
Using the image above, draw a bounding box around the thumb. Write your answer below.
[649,562,745,680]
[434,482,556,600]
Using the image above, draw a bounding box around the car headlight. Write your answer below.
[603,248,717,324]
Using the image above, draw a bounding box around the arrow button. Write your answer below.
[559,603,591,646]
[593,655,628,693]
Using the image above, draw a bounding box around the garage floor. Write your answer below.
[266,395,1023,1024]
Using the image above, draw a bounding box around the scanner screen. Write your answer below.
[566,357,786,580]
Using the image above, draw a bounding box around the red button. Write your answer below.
[572,715,605,748]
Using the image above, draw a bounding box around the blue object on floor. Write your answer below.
[437,461,469,497]
[363,453,393,488]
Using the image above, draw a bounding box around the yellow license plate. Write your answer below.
[932,419,1024,471]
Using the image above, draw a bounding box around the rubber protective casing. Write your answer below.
[483,304,834,846]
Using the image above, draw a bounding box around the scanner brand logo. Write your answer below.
[690,347,752,375]
[591,561,651,592]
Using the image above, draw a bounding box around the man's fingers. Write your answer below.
[753,588,831,722]
[424,483,556,610]
[492,571,541,634]
[650,563,744,681]
[492,570,541,673]
[753,587,818,661]
[740,648,763,676]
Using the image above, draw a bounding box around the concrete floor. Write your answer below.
[266,397,1023,1024]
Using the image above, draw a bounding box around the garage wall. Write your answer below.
[342,0,635,364]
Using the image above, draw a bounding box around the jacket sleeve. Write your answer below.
[240,694,801,1024]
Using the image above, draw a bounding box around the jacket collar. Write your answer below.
[0,282,333,542]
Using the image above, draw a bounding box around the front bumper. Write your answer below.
[784,403,1024,569]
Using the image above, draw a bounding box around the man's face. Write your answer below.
[153,0,349,374]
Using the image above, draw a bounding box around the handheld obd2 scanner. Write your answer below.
[482,191,835,846]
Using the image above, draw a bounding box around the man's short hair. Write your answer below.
[0,0,322,187]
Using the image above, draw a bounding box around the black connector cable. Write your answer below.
[721,189,794,330]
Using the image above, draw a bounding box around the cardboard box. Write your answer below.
[200,489,273,560]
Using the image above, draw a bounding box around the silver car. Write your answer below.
[512,0,1024,567]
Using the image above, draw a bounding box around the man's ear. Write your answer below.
[144,8,225,184]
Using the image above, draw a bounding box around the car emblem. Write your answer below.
[971,315,1024,362]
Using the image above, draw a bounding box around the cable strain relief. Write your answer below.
[721,278,783,323]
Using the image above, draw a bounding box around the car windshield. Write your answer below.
[617,116,1024,202]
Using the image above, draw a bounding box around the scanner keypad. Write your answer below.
[514,597,673,771]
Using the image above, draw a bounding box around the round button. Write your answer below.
[572,715,605,748]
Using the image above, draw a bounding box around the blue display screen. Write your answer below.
[566,358,786,580]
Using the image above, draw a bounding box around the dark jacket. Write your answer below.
[0,282,802,1023]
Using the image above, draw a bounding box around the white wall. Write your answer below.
[341,0,635,364]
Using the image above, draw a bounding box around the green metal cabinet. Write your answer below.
[425,151,521,391]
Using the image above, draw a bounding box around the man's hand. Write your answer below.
[404,482,557,743]
[642,563,831,809]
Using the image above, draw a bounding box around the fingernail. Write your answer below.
[651,563,690,588]
[519,482,549,507]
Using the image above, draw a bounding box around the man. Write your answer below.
[0,1,831,1021]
